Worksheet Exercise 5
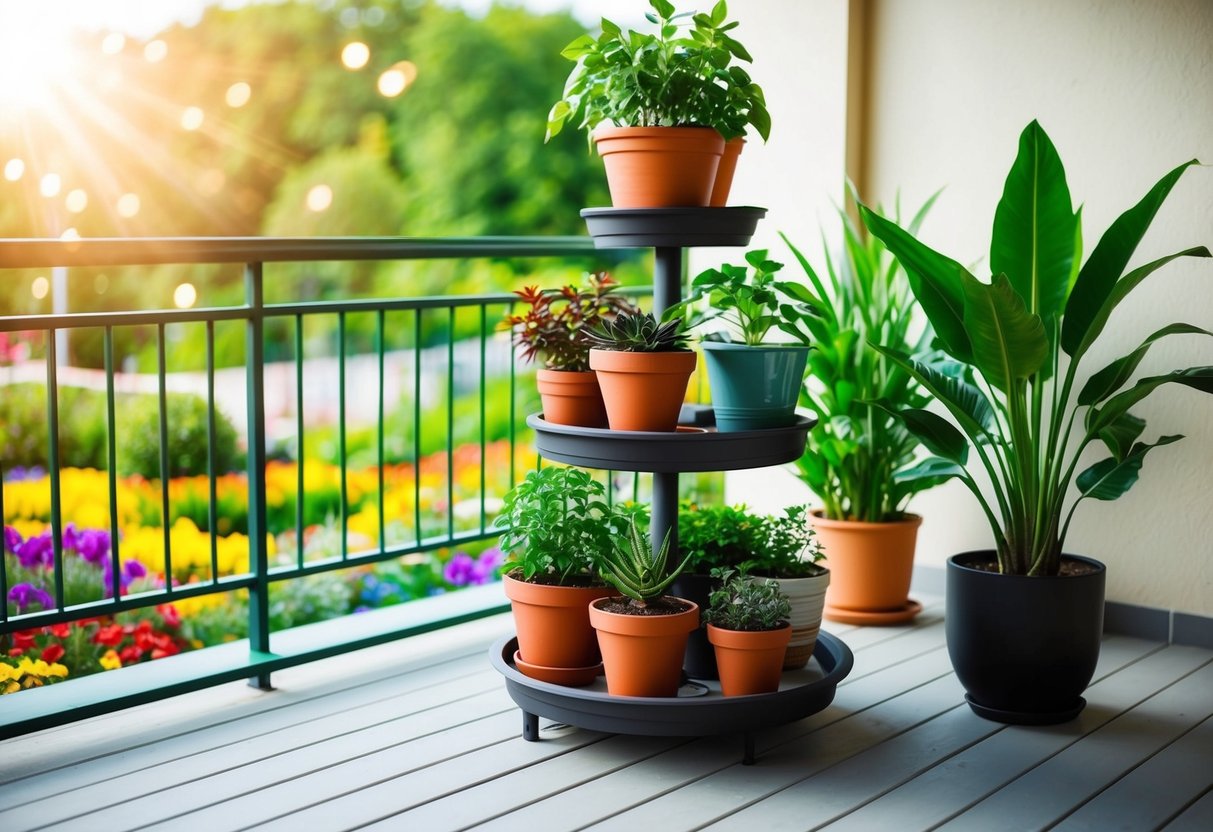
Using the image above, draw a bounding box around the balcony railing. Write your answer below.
[0,236,640,736]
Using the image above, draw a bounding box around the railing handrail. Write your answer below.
[0,235,602,269]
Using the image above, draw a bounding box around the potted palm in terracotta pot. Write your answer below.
[545,0,770,208]
[705,567,792,696]
[504,273,639,428]
[589,516,697,697]
[494,467,624,686]
[782,197,946,625]
[863,119,1212,724]
[664,249,816,431]
[585,310,696,431]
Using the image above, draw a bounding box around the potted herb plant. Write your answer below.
[664,249,816,431]
[862,119,1212,724]
[704,567,792,696]
[494,467,623,686]
[674,502,828,675]
[585,310,696,431]
[589,516,697,697]
[781,197,944,624]
[504,272,639,428]
[545,0,770,208]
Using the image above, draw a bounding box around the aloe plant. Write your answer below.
[862,120,1211,576]
[601,516,693,608]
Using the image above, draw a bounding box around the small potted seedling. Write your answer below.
[704,567,792,696]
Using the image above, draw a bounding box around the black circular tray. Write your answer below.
[527,413,815,473]
[490,630,852,737]
[581,206,766,249]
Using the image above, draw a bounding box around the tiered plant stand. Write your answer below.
[492,207,854,764]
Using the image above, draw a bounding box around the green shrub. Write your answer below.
[118,392,242,479]
[0,383,109,470]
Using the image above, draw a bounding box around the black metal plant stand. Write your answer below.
[492,207,854,764]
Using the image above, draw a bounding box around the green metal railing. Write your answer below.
[0,236,639,736]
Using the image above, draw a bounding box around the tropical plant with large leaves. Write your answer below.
[861,120,1211,576]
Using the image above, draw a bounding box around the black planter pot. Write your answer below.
[946,551,1106,725]
[671,572,718,679]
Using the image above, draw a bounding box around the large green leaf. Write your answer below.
[1089,367,1213,434]
[961,273,1049,391]
[1076,435,1183,500]
[1096,411,1146,462]
[1061,160,1201,355]
[1078,323,1213,405]
[990,120,1077,329]
[860,205,974,363]
[1068,247,1211,362]
[870,402,969,464]
[871,345,994,437]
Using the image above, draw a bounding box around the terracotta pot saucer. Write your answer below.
[823,599,923,626]
[513,650,603,687]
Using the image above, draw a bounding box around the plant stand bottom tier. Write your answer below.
[489,630,853,765]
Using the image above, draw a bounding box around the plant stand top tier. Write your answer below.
[580,206,766,249]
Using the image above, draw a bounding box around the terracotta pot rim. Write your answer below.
[536,368,597,380]
[589,349,697,373]
[810,509,923,529]
[593,125,724,142]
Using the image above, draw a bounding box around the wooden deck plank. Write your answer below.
[934,656,1213,832]
[0,614,512,787]
[478,647,958,832]
[703,636,1170,832]
[1052,716,1213,831]
[1162,787,1213,831]
[0,662,503,831]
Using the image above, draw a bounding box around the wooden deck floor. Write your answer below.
[3,596,1212,831]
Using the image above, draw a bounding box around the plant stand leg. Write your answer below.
[742,732,756,765]
[522,710,540,742]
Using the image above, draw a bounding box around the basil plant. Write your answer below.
[863,120,1211,576]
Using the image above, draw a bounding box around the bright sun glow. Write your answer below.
[0,8,79,116]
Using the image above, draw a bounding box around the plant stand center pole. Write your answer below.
[651,245,684,563]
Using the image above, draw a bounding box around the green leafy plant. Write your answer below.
[862,120,1212,576]
[704,567,790,631]
[119,392,242,479]
[503,273,639,371]
[584,310,692,352]
[494,467,620,585]
[601,515,693,607]
[664,249,817,346]
[784,196,945,522]
[545,0,769,143]
[677,501,825,578]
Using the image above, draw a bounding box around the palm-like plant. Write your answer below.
[862,120,1212,576]
[601,516,693,608]
[784,196,942,522]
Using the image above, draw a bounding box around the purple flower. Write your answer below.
[101,558,148,597]
[5,466,45,482]
[123,560,147,583]
[8,582,54,611]
[62,523,80,552]
[15,531,53,568]
[443,552,478,587]
[3,526,22,554]
[472,547,505,585]
[74,528,111,564]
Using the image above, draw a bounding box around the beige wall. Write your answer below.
[729,0,1213,615]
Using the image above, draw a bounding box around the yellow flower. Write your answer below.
[100,650,122,671]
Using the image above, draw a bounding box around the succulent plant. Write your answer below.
[584,311,691,353]
[601,516,693,608]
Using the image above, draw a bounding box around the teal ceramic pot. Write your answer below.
[701,341,809,431]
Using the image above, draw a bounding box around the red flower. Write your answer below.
[119,645,143,663]
[40,643,65,663]
[157,604,181,629]
[94,624,124,647]
[8,648,24,657]
[13,630,36,650]
[50,623,71,639]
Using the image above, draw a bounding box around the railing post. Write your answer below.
[245,261,273,690]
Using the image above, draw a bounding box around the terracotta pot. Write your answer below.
[589,348,697,432]
[536,369,607,428]
[593,126,725,208]
[708,622,791,696]
[811,511,922,614]
[503,573,612,672]
[589,596,699,697]
[709,137,746,207]
[763,572,830,670]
